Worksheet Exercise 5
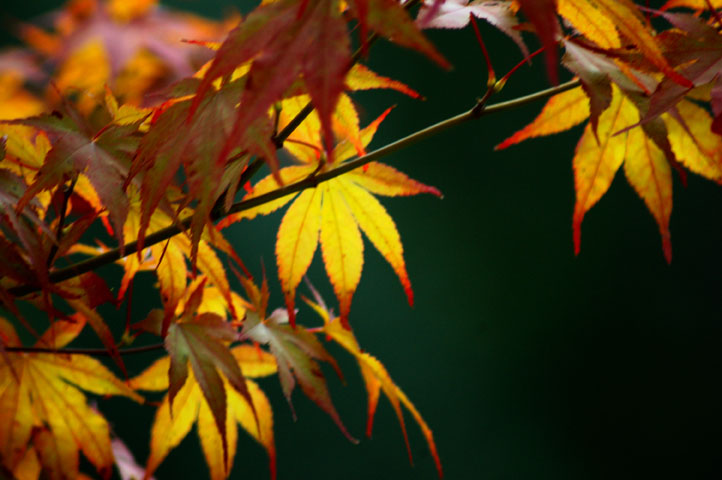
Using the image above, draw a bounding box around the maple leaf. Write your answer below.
[418,0,529,58]
[496,84,686,261]
[7,107,143,250]
[130,343,277,480]
[233,268,351,445]
[347,0,449,68]
[302,285,442,478]
[0,169,59,299]
[585,0,692,88]
[131,77,271,264]
[241,307,356,443]
[192,0,350,163]
[557,0,621,49]
[0,316,142,479]
[165,313,252,465]
[496,85,590,150]
[574,89,664,255]
[193,0,447,165]
[0,169,53,245]
[71,186,241,329]
[345,64,422,99]
[221,108,440,327]
[125,279,257,478]
[275,65,421,163]
[639,12,722,126]
[663,99,722,182]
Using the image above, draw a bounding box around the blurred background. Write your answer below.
[2,1,721,478]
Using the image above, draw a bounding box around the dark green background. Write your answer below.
[2,1,721,479]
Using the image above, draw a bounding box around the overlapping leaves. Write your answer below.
[131,306,277,480]
[0,317,142,479]
[4,0,722,479]
[496,3,722,260]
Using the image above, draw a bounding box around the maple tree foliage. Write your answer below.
[1,0,722,478]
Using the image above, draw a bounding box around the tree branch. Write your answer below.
[4,343,165,356]
[7,79,580,298]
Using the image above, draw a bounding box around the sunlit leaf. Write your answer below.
[0,322,141,478]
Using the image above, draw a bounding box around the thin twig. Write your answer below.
[469,13,496,86]
[6,79,580,299]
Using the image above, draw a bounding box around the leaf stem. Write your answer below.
[469,13,495,86]
[7,79,580,298]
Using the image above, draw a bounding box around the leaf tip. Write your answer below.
[572,217,582,256]
[494,137,514,151]
[427,185,443,198]
[662,234,672,264]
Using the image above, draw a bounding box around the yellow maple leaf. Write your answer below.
[70,186,241,322]
[494,83,714,261]
[0,316,142,479]
[572,85,638,254]
[558,0,621,49]
[222,107,439,327]
[303,292,442,477]
[664,99,722,182]
[623,127,673,259]
[130,344,277,480]
[496,85,590,150]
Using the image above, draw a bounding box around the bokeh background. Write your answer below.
[2,1,721,479]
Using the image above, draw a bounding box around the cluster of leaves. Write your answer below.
[502,0,722,261]
[1,0,722,478]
